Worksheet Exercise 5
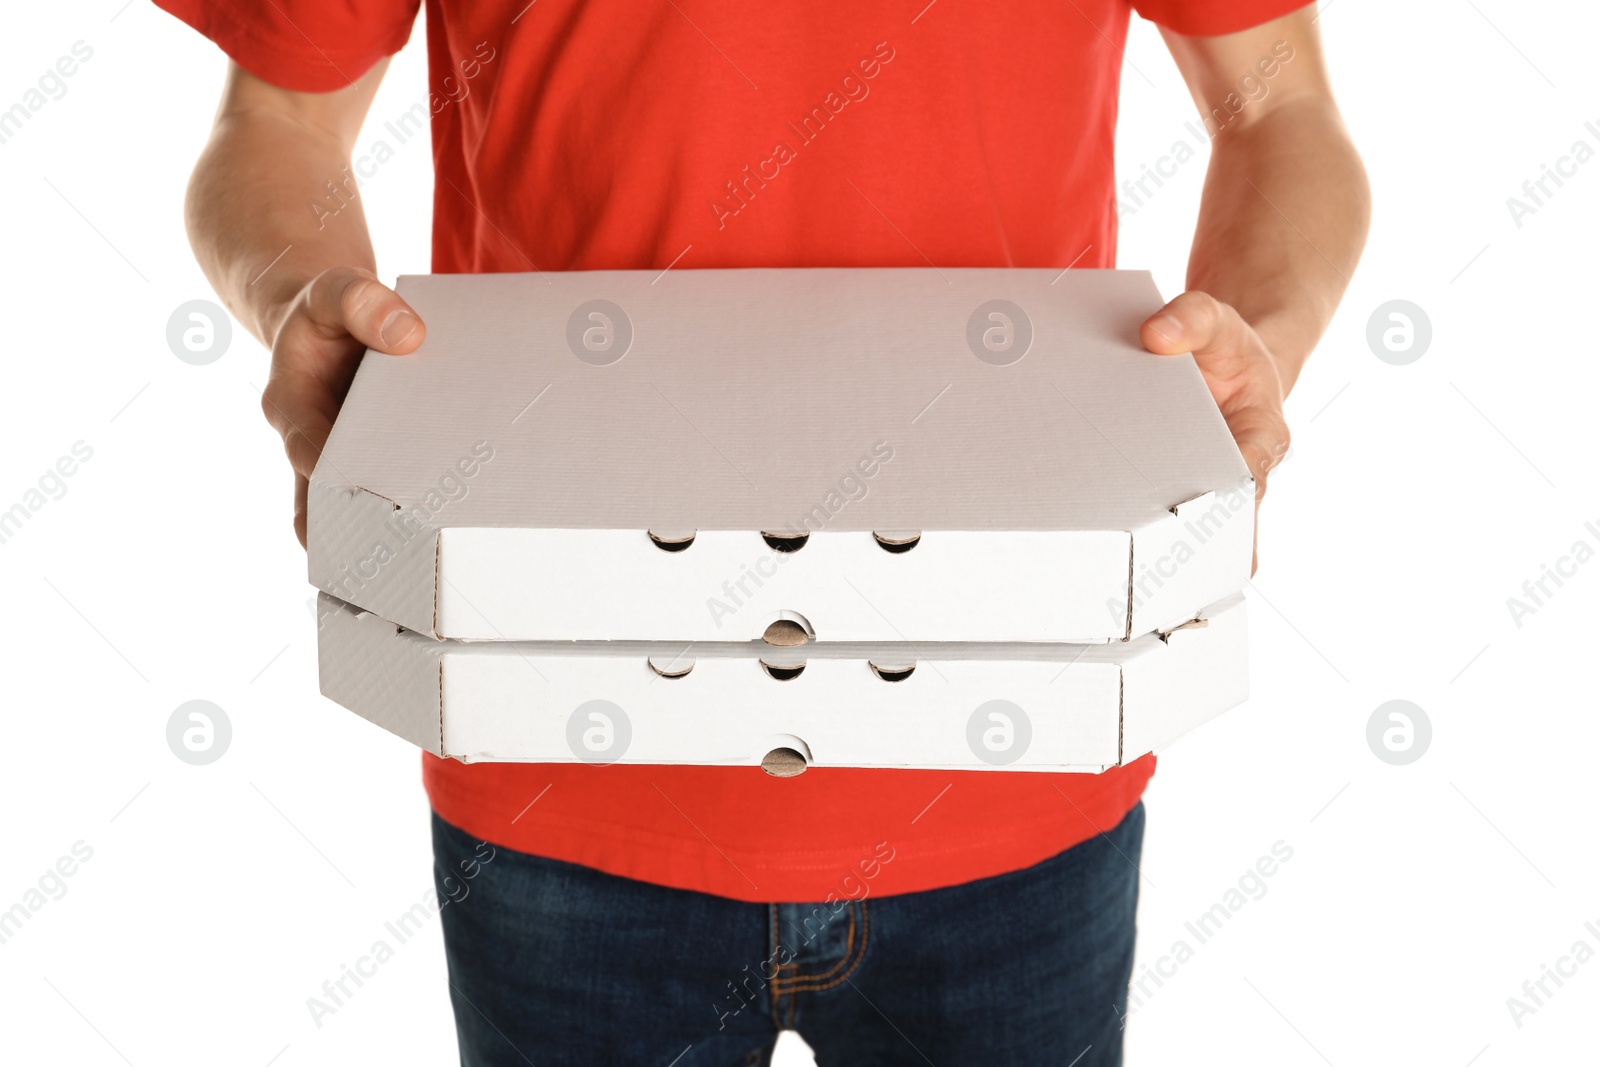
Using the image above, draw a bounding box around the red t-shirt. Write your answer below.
[160,0,1302,902]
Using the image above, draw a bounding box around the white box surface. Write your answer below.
[317,592,1247,772]
[308,269,1253,643]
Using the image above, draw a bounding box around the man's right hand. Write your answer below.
[259,267,425,547]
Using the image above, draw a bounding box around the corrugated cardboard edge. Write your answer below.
[1122,533,1136,641]
[306,476,442,638]
[317,593,446,754]
[1116,665,1127,762]
[1119,592,1248,760]
[1126,487,1254,639]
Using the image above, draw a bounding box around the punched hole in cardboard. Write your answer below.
[647,530,697,552]
[761,748,808,777]
[760,610,814,647]
[873,530,922,554]
[759,658,807,681]
[868,659,916,682]
[760,736,812,777]
[647,655,696,678]
[760,530,810,553]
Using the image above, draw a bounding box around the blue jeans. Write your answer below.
[432,801,1144,1066]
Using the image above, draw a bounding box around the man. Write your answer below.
[161,0,1367,1062]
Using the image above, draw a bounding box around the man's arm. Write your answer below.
[186,61,424,545]
[1140,5,1370,565]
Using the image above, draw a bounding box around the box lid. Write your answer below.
[308,269,1253,642]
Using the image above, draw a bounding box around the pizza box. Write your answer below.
[307,268,1253,644]
[316,591,1247,773]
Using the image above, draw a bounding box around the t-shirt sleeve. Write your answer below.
[1132,0,1313,36]
[153,0,421,91]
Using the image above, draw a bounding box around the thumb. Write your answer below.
[1139,292,1231,357]
[303,266,426,355]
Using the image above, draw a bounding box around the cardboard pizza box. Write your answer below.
[316,591,1246,773]
[308,269,1253,644]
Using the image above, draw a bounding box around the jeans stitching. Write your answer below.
[767,903,782,1023]
[780,901,869,994]
[773,903,856,989]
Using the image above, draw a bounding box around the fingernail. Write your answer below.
[1147,315,1183,347]
[380,310,418,349]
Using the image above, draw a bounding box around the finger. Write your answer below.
[1139,291,1243,358]
[260,380,336,481]
[1250,508,1259,577]
[1240,442,1274,504]
[282,417,335,484]
[303,266,426,355]
[294,472,309,549]
[1224,404,1291,503]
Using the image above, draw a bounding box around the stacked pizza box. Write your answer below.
[309,268,1253,774]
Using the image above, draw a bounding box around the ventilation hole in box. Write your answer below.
[760,530,810,553]
[647,655,695,679]
[868,660,917,682]
[873,530,922,553]
[762,619,810,647]
[760,659,807,681]
[647,530,697,552]
[761,747,809,778]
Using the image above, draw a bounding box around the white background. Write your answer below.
[2,1,1597,1064]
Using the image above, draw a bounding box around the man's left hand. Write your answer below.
[1140,291,1291,574]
